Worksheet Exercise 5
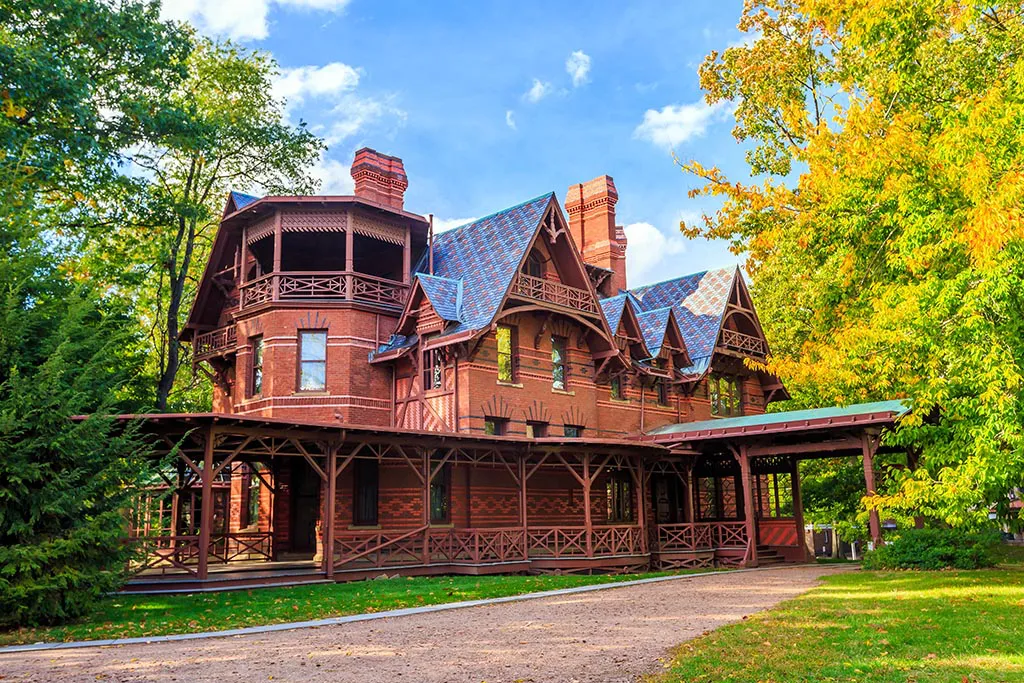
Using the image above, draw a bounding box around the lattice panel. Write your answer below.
[246,215,276,243]
[351,216,406,245]
[282,210,347,233]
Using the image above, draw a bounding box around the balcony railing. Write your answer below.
[718,328,767,357]
[194,325,237,361]
[510,273,601,316]
[238,271,409,311]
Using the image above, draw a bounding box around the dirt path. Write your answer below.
[2,565,850,683]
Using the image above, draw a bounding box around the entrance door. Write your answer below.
[652,475,687,524]
[290,459,321,557]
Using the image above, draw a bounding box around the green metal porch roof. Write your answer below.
[645,399,910,440]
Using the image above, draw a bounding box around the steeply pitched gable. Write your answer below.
[417,274,463,322]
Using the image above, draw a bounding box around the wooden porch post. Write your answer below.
[324,443,338,579]
[272,210,282,300]
[636,456,647,555]
[738,445,758,568]
[582,453,593,557]
[519,454,528,561]
[861,433,883,547]
[685,462,696,523]
[197,426,215,580]
[345,219,355,300]
[790,456,810,562]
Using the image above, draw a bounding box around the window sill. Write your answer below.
[293,390,329,396]
[429,522,454,528]
[609,397,630,404]
[551,388,575,396]
[496,381,523,388]
[348,524,381,530]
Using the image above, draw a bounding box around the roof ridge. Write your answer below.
[433,192,554,243]
[630,265,737,294]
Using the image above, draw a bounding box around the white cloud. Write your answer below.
[633,100,728,150]
[505,110,517,130]
[623,222,687,285]
[432,217,479,234]
[524,79,553,103]
[311,155,354,195]
[566,50,591,87]
[273,62,362,111]
[161,0,351,41]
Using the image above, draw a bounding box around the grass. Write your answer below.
[649,544,1024,683]
[0,569,694,647]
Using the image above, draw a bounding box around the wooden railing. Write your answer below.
[711,521,749,548]
[239,271,409,311]
[511,273,600,315]
[194,325,237,361]
[651,522,749,552]
[591,525,645,556]
[718,328,767,357]
[526,526,589,558]
[128,535,201,576]
[208,531,273,563]
[429,528,528,564]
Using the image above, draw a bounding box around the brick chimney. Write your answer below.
[351,147,409,210]
[565,175,627,294]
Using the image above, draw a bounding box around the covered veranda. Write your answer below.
[642,400,909,568]
[122,415,670,592]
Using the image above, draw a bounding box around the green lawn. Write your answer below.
[0,569,690,647]
[650,545,1024,683]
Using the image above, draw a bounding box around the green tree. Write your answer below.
[681,2,1024,527]
[90,38,325,411]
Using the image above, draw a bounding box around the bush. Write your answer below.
[862,528,1001,570]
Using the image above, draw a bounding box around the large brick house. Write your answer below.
[127,148,904,591]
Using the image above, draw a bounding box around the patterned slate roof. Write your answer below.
[414,193,553,339]
[599,294,628,332]
[629,267,736,367]
[636,307,673,359]
[416,274,462,322]
[230,191,260,210]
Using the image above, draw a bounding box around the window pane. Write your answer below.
[300,362,326,391]
[300,331,327,361]
[496,325,514,382]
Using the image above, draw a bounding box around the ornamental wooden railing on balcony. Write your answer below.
[510,273,601,316]
[718,328,768,357]
[238,271,409,311]
[194,325,237,361]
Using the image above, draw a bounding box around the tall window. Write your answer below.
[496,325,517,383]
[551,335,568,390]
[656,378,669,405]
[298,330,327,391]
[423,347,444,390]
[240,464,260,528]
[610,376,624,400]
[709,373,742,416]
[483,417,507,436]
[526,253,544,278]
[250,336,264,397]
[563,424,583,438]
[353,460,379,526]
[606,471,634,523]
[430,462,451,523]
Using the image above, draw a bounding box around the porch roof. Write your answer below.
[643,399,909,442]
[97,413,669,455]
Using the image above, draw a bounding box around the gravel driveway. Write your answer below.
[2,565,849,683]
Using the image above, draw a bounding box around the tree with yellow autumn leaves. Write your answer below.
[683,1,1024,527]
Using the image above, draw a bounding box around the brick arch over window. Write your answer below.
[561,405,587,428]
[480,396,515,420]
[524,401,551,424]
[295,311,331,330]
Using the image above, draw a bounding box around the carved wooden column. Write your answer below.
[861,432,883,547]
[738,445,758,568]
[582,453,593,557]
[791,456,810,562]
[324,443,338,579]
[197,426,215,580]
[345,218,355,300]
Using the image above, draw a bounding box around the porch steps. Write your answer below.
[755,545,787,566]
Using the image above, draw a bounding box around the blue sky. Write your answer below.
[164,0,752,287]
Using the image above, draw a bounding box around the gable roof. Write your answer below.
[636,307,674,358]
[417,274,463,322]
[230,191,260,210]
[413,193,553,338]
[629,267,736,370]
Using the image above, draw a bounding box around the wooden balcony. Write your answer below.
[238,271,409,311]
[510,272,600,316]
[718,328,768,357]
[194,325,237,361]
